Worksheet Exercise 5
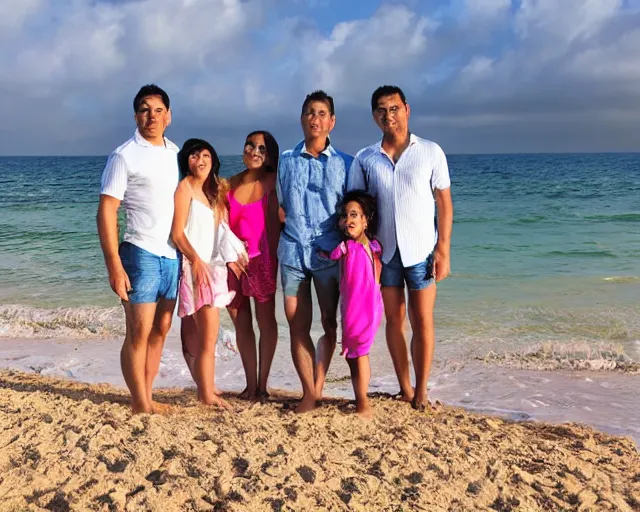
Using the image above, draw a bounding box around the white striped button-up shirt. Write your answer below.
[347,134,451,266]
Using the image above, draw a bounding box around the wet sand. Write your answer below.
[1,370,639,511]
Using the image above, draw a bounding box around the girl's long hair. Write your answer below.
[178,138,228,221]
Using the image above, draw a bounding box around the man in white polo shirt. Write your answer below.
[97,84,180,414]
[348,85,453,411]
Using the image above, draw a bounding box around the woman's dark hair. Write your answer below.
[178,138,221,207]
[338,189,378,239]
[133,84,170,112]
[245,130,279,173]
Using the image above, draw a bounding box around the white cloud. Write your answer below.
[465,0,511,20]
[516,0,620,43]
[284,4,434,103]
[0,0,43,31]
[0,0,638,154]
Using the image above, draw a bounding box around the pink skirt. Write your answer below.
[178,260,235,318]
[227,236,276,309]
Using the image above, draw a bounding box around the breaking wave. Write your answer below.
[477,341,640,373]
[0,304,124,339]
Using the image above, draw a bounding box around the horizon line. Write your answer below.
[1,150,640,159]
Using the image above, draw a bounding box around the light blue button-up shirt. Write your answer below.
[277,140,354,271]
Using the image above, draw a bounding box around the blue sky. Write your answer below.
[0,0,639,155]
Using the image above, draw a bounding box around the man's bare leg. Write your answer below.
[121,302,157,414]
[255,298,278,396]
[408,284,437,408]
[285,281,316,413]
[145,298,175,413]
[313,274,339,400]
[382,287,414,402]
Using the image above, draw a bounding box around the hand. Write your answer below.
[433,245,451,283]
[228,261,243,279]
[108,263,131,301]
[237,250,249,270]
[191,257,209,288]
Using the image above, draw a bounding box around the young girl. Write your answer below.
[326,190,383,418]
[226,131,280,402]
[171,138,246,408]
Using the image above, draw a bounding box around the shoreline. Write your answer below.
[1,370,639,511]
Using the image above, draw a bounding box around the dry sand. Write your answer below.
[0,370,639,512]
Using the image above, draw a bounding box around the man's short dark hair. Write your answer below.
[301,90,335,117]
[133,84,170,112]
[371,85,406,112]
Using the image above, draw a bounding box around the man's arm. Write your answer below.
[433,187,453,282]
[431,142,452,283]
[346,154,366,191]
[97,194,130,300]
[276,156,286,223]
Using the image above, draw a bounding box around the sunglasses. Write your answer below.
[244,142,267,155]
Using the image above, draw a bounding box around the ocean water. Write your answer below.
[1,153,640,439]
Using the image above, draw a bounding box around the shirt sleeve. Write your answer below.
[276,157,284,207]
[217,222,247,263]
[100,153,128,200]
[329,241,347,260]
[431,143,451,191]
[347,154,366,192]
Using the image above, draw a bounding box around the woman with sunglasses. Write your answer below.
[227,131,281,402]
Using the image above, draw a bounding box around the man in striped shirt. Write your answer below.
[348,85,453,411]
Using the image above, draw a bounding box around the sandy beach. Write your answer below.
[1,370,639,511]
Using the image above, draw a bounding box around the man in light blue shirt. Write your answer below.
[277,90,353,413]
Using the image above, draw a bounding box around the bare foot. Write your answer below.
[131,403,152,414]
[238,387,259,401]
[200,395,232,410]
[294,396,318,414]
[356,405,373,421]
[212,387,223,397]
[258,390,270,404]
[393,389,415,403]
[411,393,428,412]
[151,401,172,414]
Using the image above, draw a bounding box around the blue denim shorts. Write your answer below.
[381,248,435,291]
[119,242,179,304]
[280,263,339,298]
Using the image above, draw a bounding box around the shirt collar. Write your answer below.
[298,138,334,157]
[377,132,418,153]
[134,129,177,151]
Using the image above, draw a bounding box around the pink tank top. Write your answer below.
[227,190,267,259]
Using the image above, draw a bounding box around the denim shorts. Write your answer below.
[119,242,179,304]
[280,262,339,298]
[380,248,435,291]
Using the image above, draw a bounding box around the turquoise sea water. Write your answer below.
[2,153,640,362]
[3,153,640,441]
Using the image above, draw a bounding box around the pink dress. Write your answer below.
[330,239,383,358]
[227,190,277,307]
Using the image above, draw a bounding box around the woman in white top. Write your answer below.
[171,138,246,408]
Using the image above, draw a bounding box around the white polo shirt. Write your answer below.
[348,134,451,266]
[100,130,180,259]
